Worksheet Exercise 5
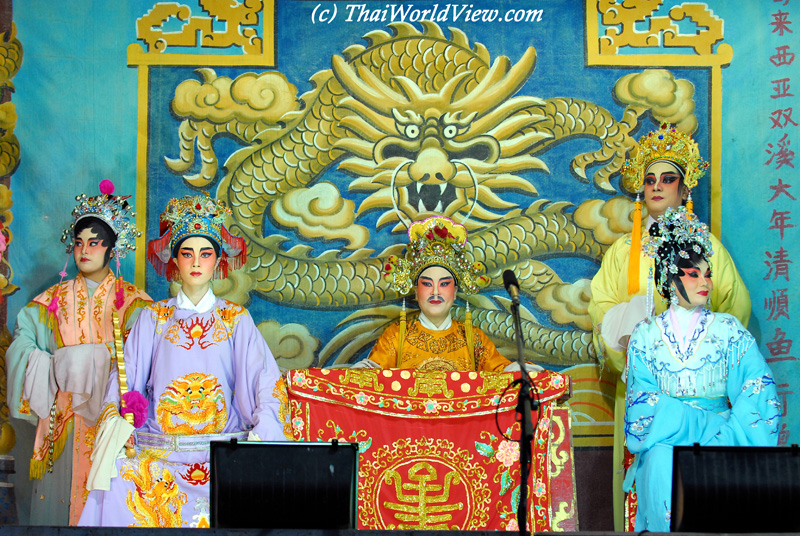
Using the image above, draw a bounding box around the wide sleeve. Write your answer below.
[6,303,55,423]
[588,235,632,375]
[704,318,781,446]
[475,328,512,371]
[708,235,752,327]
[367,322,400,369]
[231,311,288,441]
[623,322,728,454]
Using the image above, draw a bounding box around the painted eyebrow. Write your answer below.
[419,275,454,282]
[179,247,215,252]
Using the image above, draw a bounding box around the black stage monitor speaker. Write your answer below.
[672,444,800,532]
[210,440,358,529]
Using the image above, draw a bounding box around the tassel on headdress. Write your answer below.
[627,195,643,295]
[620,124,709,296]
[396,298,406,368]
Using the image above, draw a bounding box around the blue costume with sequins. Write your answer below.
[623,306,781,531]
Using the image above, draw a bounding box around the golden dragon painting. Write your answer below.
[165,21,700,367]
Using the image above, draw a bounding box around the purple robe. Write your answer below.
[79,296,289,527]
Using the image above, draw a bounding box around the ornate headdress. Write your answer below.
[50,180,140,312]
[383,216,489,296]
[621,123,709,196]
[60,179,139,258]
[643,206,713,306]
[147,194,246,281]
[621,124,709,295]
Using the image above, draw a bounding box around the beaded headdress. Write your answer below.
[147,194,246,281]
[50,180,139,313]
[643,206,713,304]
[621,124,709,295]
[383,216,489,296]
[60,180,139,258]
[621,123,709,194]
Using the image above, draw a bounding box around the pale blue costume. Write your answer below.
[624,306,781,532]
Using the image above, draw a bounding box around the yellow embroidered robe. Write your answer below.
[368,318,511,371]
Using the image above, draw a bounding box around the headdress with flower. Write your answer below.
[383,216,490,296]
[50,180,140,313]
[642,206,713,306]
[382,216,490,368]
[147,194,246,281]
[620,123,710,295]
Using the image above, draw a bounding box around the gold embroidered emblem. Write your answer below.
[157,372,227,434]
[340,369,386,392]
[121,452,188,527]
[384,462,463,529]
[360,438,490,529]
[408,371,453,397]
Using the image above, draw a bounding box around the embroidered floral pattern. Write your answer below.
[496,440,520,467]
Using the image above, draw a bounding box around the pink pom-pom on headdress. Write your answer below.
[121,390,149,428]
[99,179,115,196]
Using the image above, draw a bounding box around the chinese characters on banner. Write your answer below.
[764,0,796,445]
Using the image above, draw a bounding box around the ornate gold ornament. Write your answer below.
[359,437,491,529]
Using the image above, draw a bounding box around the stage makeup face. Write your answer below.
[173,235,219,300]
[73,227,111,283]
[674,258,713,309]
[415,265,457,328]
[644,160,687,219]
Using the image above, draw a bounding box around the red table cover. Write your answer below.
[286,368,572,531]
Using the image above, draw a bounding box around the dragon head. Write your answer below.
[332,47,551,231]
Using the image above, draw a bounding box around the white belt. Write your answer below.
[136,431,249,452]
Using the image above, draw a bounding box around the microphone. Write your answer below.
[502,270,521,305]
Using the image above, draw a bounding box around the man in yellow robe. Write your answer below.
[588,124,751,530]
[356,216,534,373]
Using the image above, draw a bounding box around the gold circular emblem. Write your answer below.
[359,437,490,529]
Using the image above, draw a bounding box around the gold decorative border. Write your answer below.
[586,0,732,236]
[128,2,277,287]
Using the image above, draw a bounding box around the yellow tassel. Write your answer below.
[29,417,72,480]
[465,304,474,365]
[627,198,642,295]
[396,300,406,368]
[686,194,693,214]
[29,459,45,480]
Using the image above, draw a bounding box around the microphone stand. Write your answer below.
[509,294,537,536]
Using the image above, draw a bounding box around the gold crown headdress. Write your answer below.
[383,216,489,296]
[621,123,709,196]
[147,194,246,281]
[382,216,490,368]
[621,124,709,295]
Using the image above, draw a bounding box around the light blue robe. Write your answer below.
[623,306,781,532]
